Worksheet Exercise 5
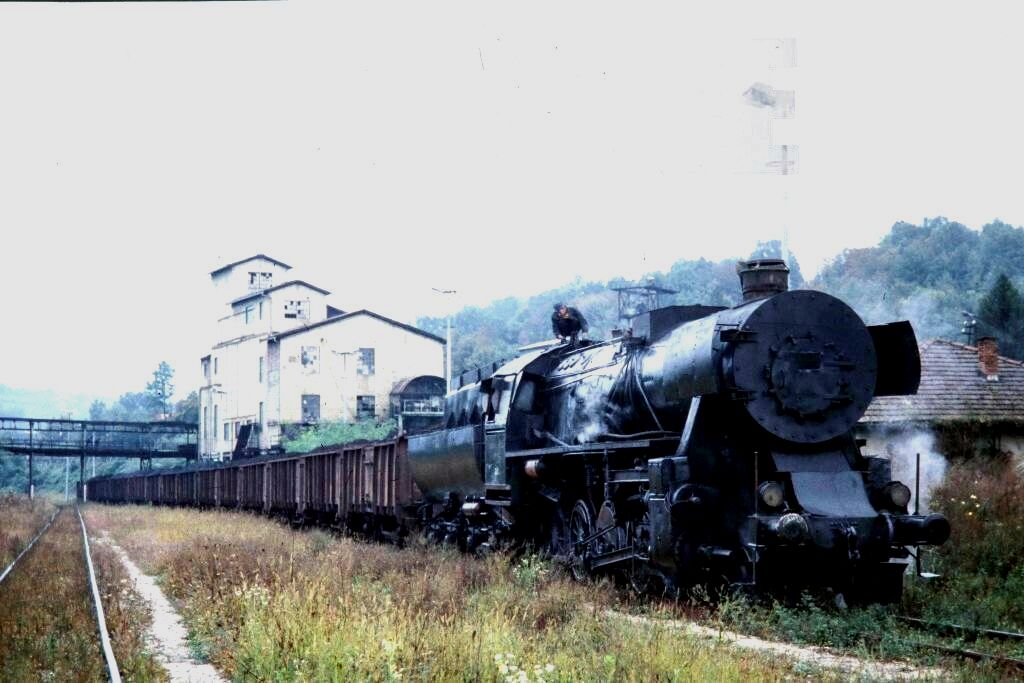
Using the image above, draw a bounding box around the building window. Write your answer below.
[302,394,320,423]
[258,301,264,320]
[249,271,273,290]
[213,357,218,375]
[234,421,240,437]
[223,421,229,441]
[259,401,264,427]
[357,395,376,420]
[301,346,319,373]
[259,356,264,383]
[203,406,208,439]
[244,305,254,324]
[357,348,375,375]
[214,405,218,438]
[284,299,308,320]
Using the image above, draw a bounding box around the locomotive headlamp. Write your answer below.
[777,513,809,543]
[883,481,912,509]
[758,481,785,508]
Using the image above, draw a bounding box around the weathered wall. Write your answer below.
[277,314,444,425]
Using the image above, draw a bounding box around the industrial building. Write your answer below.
[198,255,445,460]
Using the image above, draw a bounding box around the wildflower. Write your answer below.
[494,654,504,663]
[499,664,509,675]
[545,664,555,673]
[970,494,978,500]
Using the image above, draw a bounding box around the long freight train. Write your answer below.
[88,259,950,602]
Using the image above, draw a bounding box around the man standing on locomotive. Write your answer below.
[552,303,588,345]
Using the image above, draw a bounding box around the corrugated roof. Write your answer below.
[861,339,1024,424]
[210,254,292,277]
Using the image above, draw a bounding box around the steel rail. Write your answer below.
[0,508,59,586]
[898,616,1024,642]
[909,641,1024,671]
[77,506,122,683]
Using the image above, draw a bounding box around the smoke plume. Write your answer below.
[877,428,947,513]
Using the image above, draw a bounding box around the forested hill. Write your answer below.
[814,218,1024,356]
[418,219,1024,376]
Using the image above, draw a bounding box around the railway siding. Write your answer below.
[0,503,166,681]
[0,494,56,571]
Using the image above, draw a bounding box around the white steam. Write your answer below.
[877,428,947,513]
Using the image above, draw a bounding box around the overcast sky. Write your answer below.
[1,2,1021,403]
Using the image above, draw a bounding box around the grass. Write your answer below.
[0,493,56,569]
[0,504,165,681]
[84,505,802,681]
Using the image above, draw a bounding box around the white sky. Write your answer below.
[1,2,1021,402]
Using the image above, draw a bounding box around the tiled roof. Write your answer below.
[861,339,1024,424]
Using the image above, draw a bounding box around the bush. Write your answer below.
[904,455,1024,629]
[282,419,398,453]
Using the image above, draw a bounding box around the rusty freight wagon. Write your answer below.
[86,437,420,542]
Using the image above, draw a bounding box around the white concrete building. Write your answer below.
[198,255,445,460]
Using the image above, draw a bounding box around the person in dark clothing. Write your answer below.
[552,303,588,343]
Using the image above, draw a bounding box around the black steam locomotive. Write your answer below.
[409,259,950,601]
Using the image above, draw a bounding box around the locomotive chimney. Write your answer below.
[978,336,999,381]
[737,258,790,302]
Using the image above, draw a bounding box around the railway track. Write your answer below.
[0,508,57,586]
[896,615,1024,671]
[0,505,120,679]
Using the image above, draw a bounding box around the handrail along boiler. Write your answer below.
[408,259,949,601]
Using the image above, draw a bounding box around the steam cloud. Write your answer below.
[877,428,947,513]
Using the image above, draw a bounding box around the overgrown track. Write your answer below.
[897,616,1024,671]
[0,508,57,585]
[78,506,123,683]
[0,506,122,681]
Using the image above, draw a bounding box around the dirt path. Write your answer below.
[606,610,945,681]
[97,534,226,683]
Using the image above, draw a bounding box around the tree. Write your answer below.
[146,361,175,418]
[978,274,1024,359]
[173,391,199,423]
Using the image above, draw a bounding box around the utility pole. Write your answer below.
[432,288,457,393]
[65,458,70,502]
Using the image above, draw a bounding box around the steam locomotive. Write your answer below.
[88,258,949,603]
[409,259,950,602]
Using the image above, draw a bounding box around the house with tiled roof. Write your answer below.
[859,338,1024,460]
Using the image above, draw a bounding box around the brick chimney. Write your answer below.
[978,336,999,381]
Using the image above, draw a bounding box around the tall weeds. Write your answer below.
[0,493,55,569]
[85,505,794,681]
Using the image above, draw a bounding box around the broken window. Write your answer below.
[356,395,376,420]
[357,348,375,375]
[301,346,320,373]
[284,299,309,320]
[249,271,273,290]
[302,394,320,423]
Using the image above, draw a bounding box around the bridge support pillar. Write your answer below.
[78,454,85,501]
[27,454,33,499]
